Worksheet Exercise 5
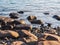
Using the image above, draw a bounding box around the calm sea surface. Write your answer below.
[0,0,60,27]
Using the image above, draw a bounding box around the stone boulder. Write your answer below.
[27,15,37,20]
[19,19,26,24]
[30,20,43,24]
[0,30,19,38]
[0,19,5,26]
[1,25,12,30]
[9,12,19,19]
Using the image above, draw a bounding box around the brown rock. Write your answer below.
[22,30,38,41]
[0,30,19,38]
[27,15,37,20]
[19,19,26,24]
[11,41,27,45]
[8,30,19,38]
[13,24,32,30]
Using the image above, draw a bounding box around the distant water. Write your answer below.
[0,0,60,27]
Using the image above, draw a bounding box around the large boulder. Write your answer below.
[3,17,14,23]
[0,19,5,26]
[53,15,60,20]
[22,30,38,45]
[22,30,38,40]
[1,25,12,30]
[19,19,26,24]
[9,12,19,19]
[27,15,37,20]
[0,30,19,38]
[13,24,32,30]
[0,16,14,23]
[9,20,26,26]
[30,20,43,24]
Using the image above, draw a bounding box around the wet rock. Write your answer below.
[1,25,12,30]
[27,15,37,20]
[53,15,60,20]
[43,12,49,15]
[30,20,43,24]
[44,29,57,34]
[16,30,29,38]
[11,20,21,25]
[11,41,27,45]
[22,30,38,45]
[22,30,38,40]
[8,30,19,38]
[3,17,14,23]
[0,30,19,38]
[0,16,14,23]
[19,19,26,24]
[0,19,5,26]
[9,12,19,19]
[13,24,32,30]
[18,11,24,14]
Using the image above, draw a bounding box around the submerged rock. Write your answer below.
[18,11,24,14]
[43,12,49,15]
[27,15,37,20]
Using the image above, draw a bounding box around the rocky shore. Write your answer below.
[0,11,60,45]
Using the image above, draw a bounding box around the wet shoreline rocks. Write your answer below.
[0,12,60,45]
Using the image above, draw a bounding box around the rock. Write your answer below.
[22,30,38,40]
[18,11,24,14]
[43,12,49,15]
[1,25,12,30]
[27,15,37,20]
[11,41,27,45]
[0,30,19,38]
[16,30,29,38]
[0,16,14,23]
[9,12,19,19]
[8,30,19,38]
[13,24,32,30]
[19,19,26,24]
[53,15,60,20]
[11,20,21,25]
[30,20,43,24]
[3,17,14,23]
[0,19,5,26]
[22,30,38,45]
[46,23,52,27]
